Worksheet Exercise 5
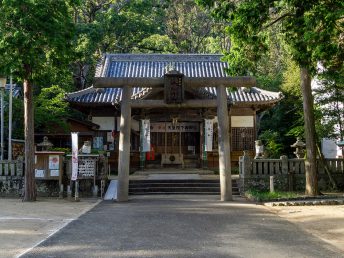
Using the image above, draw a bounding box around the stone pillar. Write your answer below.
[240,151,252,193]
[280,155,288,174]
[117,85,132,202]
[216,85,232,201]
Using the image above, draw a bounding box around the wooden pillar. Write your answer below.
[117,85,132,202]
[216,85,232,201]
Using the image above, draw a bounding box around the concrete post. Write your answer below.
[240,151,252,193]
[270,176,275,193]
[117,85,132,202]
[241,151,252,177]
[67,185,72,200]
[93,185,98,198]
[101,179,105,199]
[59,184,64,199]
[216,85,232,201]
[75,180,80,201]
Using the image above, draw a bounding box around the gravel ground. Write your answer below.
[266,204,344,252]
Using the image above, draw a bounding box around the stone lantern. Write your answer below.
[291,137,306,158]
[37,136,53,151]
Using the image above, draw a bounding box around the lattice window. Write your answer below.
[231,127,254,151]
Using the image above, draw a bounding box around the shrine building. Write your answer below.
[66,54,282,197]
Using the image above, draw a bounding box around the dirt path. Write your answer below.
[266,204,344,252]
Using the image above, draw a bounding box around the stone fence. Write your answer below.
[239,152,344,192]
[0,160,24,196]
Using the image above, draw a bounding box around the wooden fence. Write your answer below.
[0,160,24,177]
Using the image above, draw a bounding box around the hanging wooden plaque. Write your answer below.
[164,70,184,104]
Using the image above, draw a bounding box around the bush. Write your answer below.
[245,188,299,202]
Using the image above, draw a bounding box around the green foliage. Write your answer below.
[196,0,343,76]
[49,147,71,153]
[281,59,301,98]
[164,0,221,53]
[0,0,76,78]
[258,130,283,158]
[138,34,178,53]
[34,86,71,133]
[245,188,300,202]
[101,0,165,53]
[314,68,344,141]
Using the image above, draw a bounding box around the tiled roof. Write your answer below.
[66,87,150,105]
[66,54,283,106]
[95,54,229,78]
[66,86,283,106]
[197,87,283,105]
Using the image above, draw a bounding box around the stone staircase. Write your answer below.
[129,179,240,195]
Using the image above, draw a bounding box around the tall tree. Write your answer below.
[196,0,344,196]
[0,0,76,201]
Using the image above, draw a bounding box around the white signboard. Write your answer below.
[204,119,213,152]
[322,138,341,158]
[71,132,79,181]
[231,116,254,127]
[150,122,199,132]
[141,119,151,152]
[35,169,45,178]
[92,117,115,130]
[49,155,59,170]
[50,170,59,177]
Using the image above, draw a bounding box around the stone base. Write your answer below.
[239,173,344,193]
[0,176,24,197]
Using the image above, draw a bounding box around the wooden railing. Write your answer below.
[322,159,344,174]
[0,160,24,177]
[239,153,344,176]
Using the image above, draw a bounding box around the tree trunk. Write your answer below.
[23,77,36,201]
[300,67,318,196]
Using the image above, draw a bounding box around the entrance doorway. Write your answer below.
[146,122,201,168]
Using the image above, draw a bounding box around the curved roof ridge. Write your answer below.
[65,87,95,99]
[251,87,283,99]
[65,86,151,105]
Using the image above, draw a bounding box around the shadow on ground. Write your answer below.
[21,195,343,258]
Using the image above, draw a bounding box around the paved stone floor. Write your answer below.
[21,195,343,258]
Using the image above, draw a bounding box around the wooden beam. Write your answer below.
[130,99,218,108]
[94,76,256,88]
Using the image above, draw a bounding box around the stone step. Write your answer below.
[129,179,240,196]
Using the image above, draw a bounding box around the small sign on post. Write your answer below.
[270,176,275,193]
[71,132,79,181]
[204,119,213,152]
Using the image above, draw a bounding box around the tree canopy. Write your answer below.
[196,0,344,195]
[0,0,78,201]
